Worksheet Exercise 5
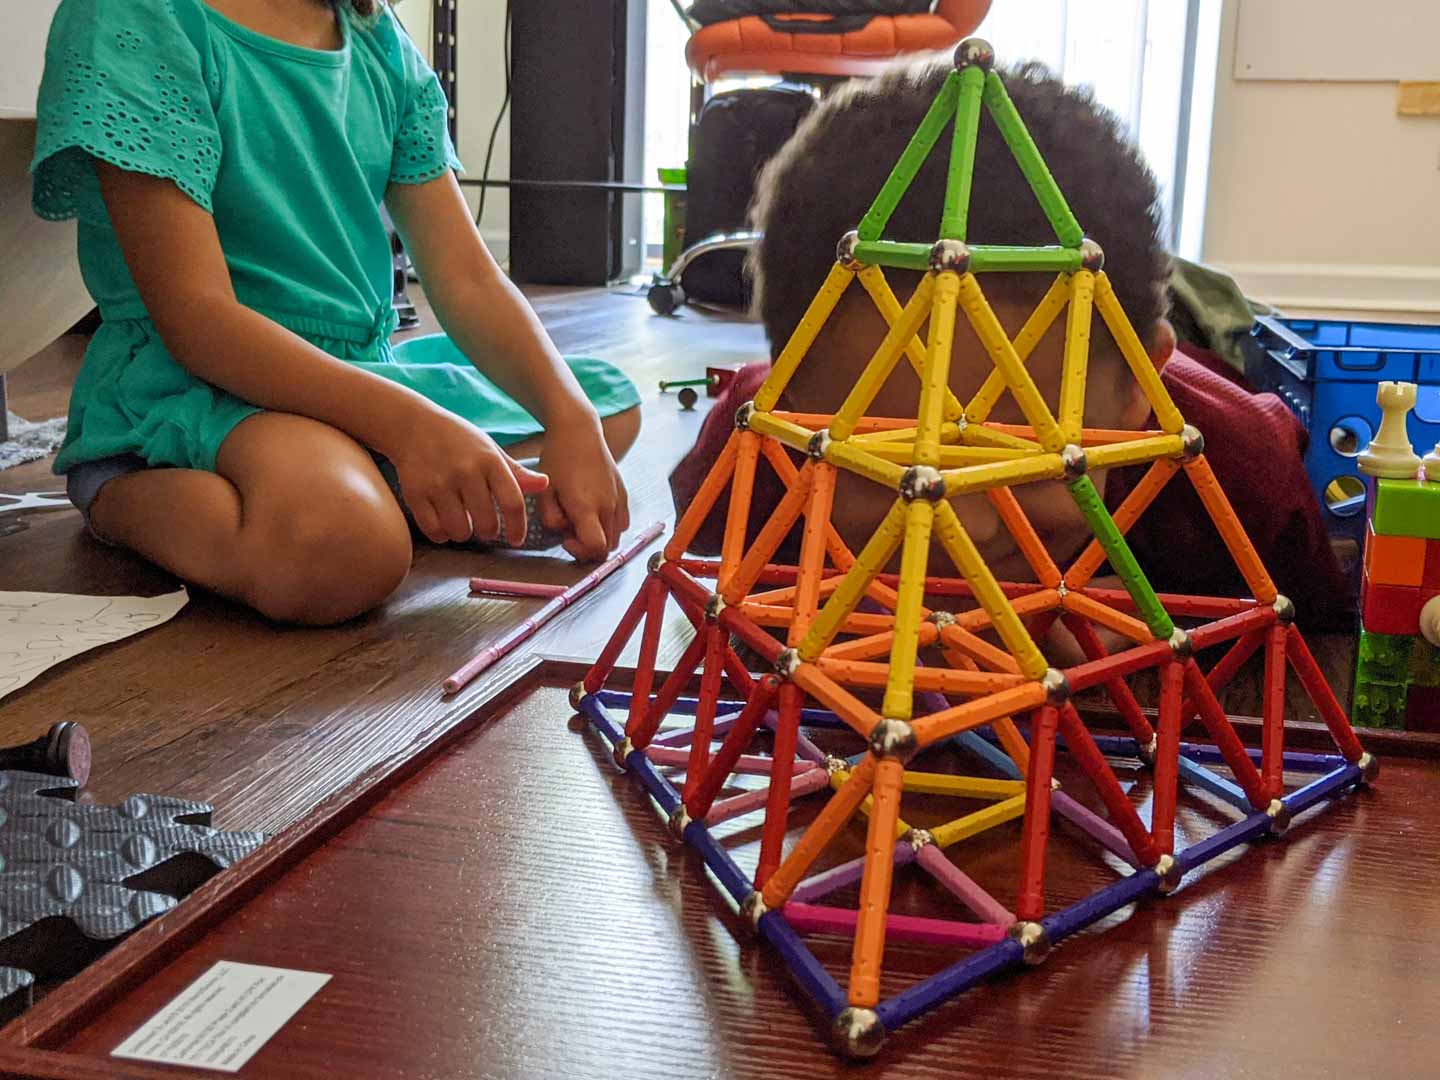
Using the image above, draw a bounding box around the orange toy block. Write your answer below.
[1365,526,1427,587]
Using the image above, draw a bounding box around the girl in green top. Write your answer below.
[31,0,641,625]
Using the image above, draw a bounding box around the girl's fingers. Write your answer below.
[436,495,474,544]
[460,473,499,542]
[487,460,529,546]
[409,497,447,545]
[570,509,609,562]
[507,459,550,495]
[537,488,568,532]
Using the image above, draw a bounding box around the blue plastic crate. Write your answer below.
[1242,315,1440,596]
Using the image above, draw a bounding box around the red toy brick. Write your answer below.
[1425,539,1440,591]
[1361,574,1423,635]
[706,365,745,398]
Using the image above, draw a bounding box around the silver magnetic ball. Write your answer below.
[1079,237,1105,273]
[906,828,935,851]
[900,464,947,502]
[775,647,802,680]
[807,429,833,461]
[953,37,995,73]
[568,682,587,710]
[832,1007,887,1060]
[824,755,850,776]
[668,805,692,841]
[868,717,919,762]
[704,594,727,622]
[613,736,634,770]
[739,890,769,931]
[1265,798,1292,836]
[1272,594,1296,624]
[647,551,666,574]
[1042,668,1071,706]
[1180,424,1206,460]
[1154,853,1183,895]
[734,400,756,430]
[1137,733,1158,767]
[1056,581,1070,599]
[836,229,863,271]
[1008,921,1051,965]
[1357,751,1380,784]
[929,239,971,274]
[928,610,957,629]
[1168,627,1194,659]
[1061,444,1089,480]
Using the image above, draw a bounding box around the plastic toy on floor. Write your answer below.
[1352,381,1440,730]
[572,40,1374,1058]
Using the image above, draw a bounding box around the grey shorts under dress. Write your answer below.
[65,452,563,550]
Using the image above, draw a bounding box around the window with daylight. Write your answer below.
[640,0,1220,270]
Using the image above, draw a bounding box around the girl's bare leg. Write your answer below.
[89,413,413,625]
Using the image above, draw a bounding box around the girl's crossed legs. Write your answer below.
[87,407,641,626]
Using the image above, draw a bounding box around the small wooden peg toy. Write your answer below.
[1358,381,1421,478]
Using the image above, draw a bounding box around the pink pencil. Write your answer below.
[469,579,569,599]
[442,521,666,696]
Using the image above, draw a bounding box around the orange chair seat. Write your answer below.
[687,3,990,81]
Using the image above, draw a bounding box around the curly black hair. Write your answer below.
[750,59,1170,354]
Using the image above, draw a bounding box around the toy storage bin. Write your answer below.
[1242,315,1440,594]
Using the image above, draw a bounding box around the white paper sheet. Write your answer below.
[0,588,189,701]
[112,961,331,1073]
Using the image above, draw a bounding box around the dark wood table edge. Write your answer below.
[0,655,589,1079]
[0,654,1431,1079]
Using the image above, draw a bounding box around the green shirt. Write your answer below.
[32,0,636,473]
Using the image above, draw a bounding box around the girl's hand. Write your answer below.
[388,408,549,546]
[536,421,630,561]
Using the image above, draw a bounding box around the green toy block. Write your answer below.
[1352,630,1440,729]
[1372,479,1440,540]
[1067,475,1174,640]
[1410,638,1440,688]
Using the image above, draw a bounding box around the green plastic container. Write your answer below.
[658,166,687,271]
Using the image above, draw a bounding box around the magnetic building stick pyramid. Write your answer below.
[574,40,1375,1059]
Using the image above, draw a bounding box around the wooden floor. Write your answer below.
[2,287,1437,1077]
[0,286,762,832]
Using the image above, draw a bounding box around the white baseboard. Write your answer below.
[1211,261,1440,325]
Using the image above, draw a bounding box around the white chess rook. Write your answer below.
[1357,380,1421,479]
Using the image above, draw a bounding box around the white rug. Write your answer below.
[0,412,67,471]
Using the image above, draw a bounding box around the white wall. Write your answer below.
[395,0,511,262]
[1200,0,1440,322]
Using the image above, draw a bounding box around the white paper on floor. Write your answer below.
[0,588,188,701]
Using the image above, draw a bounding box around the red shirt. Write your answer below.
[669,349,1349,626]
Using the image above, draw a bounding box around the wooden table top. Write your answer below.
[2,287,1436,1077]
[8,680,1436,1080]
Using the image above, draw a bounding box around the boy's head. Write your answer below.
[751,59,1170,381]
[748,58,1174,580]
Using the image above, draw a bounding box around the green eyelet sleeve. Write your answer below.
[31,0,222,225]
[386,10,462,185]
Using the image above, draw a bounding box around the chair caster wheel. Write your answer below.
[648,280,686,316]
